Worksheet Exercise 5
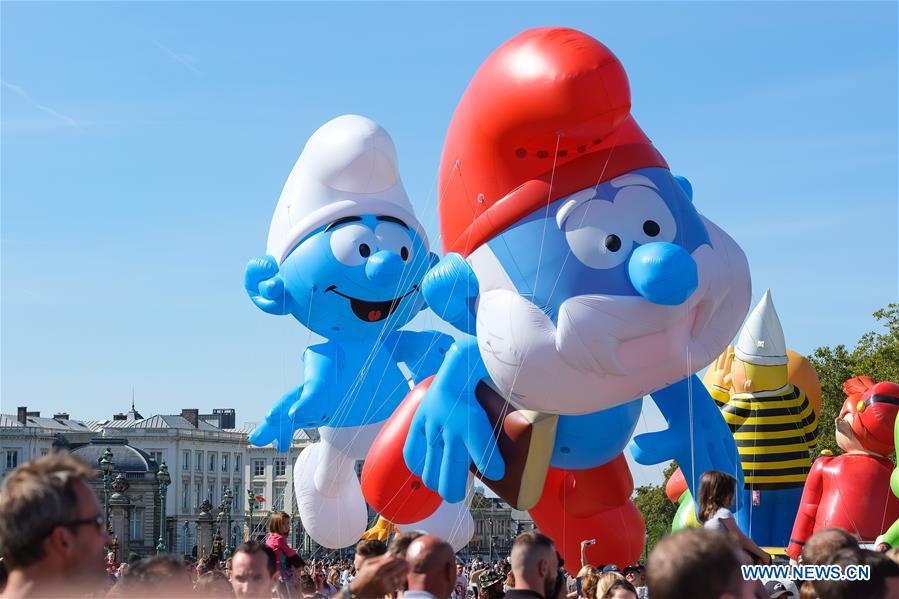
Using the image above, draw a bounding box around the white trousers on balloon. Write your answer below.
[294,422,474,550]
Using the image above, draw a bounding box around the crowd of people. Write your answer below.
[2,452,899,598]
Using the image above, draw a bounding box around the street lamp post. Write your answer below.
[156,463,171,554]
[222,488,233,557]
[98,448,114,534]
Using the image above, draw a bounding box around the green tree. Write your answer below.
[633,461,679,556]
[809,304,899,456]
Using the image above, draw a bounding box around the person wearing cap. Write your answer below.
[475,570,505,599]
[621,566,647,599]
[705,290,819,548]
[763,580,793,598]
[786,377,899,560]
[244,114,463,549]
[375,25,750,569]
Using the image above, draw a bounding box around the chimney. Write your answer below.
[181,409,199,428]
[53,413,69,420]
[17,406,27,425]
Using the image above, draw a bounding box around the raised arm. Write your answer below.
[385,330,455,384]
[402,336,504,503]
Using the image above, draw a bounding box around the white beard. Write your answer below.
[471,216,751,415]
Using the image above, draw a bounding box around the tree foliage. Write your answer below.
[633,461,679,556]
[809,304,899,456]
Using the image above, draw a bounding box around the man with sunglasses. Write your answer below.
[0,451,112,598]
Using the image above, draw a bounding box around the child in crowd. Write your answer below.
[697,471,771,564]
[266,510,303,593]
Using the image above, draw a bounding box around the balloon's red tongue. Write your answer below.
[368,310,382,321]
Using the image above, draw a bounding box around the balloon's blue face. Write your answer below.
[279,214,434,340]
[487,167,710,321]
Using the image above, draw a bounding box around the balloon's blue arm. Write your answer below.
[245,255,289,316]
[249,346,336,453]
[629,375,743,502]
[403,336,504,503]
[385,330,455,385]
[422,253,478,335]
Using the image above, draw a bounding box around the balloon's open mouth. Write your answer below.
[325,285,418,322]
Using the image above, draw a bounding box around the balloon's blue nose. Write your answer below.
[365,250,406,285]
[627,242,698,306]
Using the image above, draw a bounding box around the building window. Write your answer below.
[195,451,203,471]
[208,484,216,504]
[222,454,229,473]
[182,451,190,471]
[131,509,143,540]
[195,482,201,508]
[208,453,216,472]
[149,451,164,466]
[252,460,265,477]
[235,454,241,473]
[6,450,18,470]
[273,484,286,510]
[233,483,241,512]
[273,459,286,478]
[182,480,190,511]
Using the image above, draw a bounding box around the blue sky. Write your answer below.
[2,2,896,485]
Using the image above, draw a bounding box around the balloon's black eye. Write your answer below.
[400,247,409,261]
[643,220,661,237]
[359,244,371,258]
[604,234,621,252]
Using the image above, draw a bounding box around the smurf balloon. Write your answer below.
[245,115,462,549]
[362,28,751,567]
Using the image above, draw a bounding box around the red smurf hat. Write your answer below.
[840,377,899,456]
[438,27,669,256]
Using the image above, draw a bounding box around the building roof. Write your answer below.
[71,440,157,473]
[0,414,93,432]
[228,424,318,444]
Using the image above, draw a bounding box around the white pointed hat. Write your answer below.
[266,114,427,264]
[734,289,788,366]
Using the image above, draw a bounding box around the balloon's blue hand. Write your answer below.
[244,255,289,315]
[629,375,742,498]
[403,337,504,503]
[249,386,302,452]
[422,253,479,335]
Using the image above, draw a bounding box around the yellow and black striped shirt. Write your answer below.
[711,384,818,490]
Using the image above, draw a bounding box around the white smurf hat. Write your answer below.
[266,114,426,264]
[734,289,788,366]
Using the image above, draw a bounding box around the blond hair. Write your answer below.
[595,572,624,599]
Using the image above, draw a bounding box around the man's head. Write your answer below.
[231,541,277,598]
[648,529,751,599]
[799,528,859,566]
[354,539,387,571]
[388,531,423,559]
[623,565,645,587]
[405,535,456,599]
[510,531,558,599]
[0,452,111,589]
[109,554,193,597]
[815,548,899,599]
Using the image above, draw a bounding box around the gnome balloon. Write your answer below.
[704,290,819,547]
[786,377,899,560]
[244,115,468,549]
[361,28,751,567]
